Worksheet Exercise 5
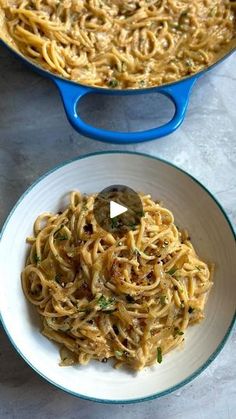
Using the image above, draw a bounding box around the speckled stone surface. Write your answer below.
[0,45,235,419]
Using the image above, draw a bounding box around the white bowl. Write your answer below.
[0,151,235,403]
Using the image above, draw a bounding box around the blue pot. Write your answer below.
[1,38,235,144]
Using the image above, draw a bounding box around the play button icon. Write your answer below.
[110,201,128,218]
[94,185,143,235]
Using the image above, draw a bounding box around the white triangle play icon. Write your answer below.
[110,201,128,219]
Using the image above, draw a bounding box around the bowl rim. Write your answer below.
[0,150,235,404]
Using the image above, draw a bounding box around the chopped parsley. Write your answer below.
[53,224,68,241]
[139,80,145,87]
[82,203,88,211]
[167,267,177,276]
[108,79,118,88]
[55,232,68,241]
[98,295,116,310]
[195,266,202,271]
[188,306,194,314]
[173,327,184,337]
[111,217,119,229]
[115,350,123,357]
[160,295,166,306]
[157,347,162,364]
[33,253,41,264]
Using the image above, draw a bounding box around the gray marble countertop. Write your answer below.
[0,45,235,419]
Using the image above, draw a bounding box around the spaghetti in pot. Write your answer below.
[21,191,213,370]
[0,0,235,88]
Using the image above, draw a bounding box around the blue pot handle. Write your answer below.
[54,76,198,144]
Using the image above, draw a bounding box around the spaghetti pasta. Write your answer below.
[0,0,235,88]
[21,191,213,371]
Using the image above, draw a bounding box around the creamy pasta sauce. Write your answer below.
[0,0,235,88]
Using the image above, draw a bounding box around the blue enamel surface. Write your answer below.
[0,39,235,144]
[54,76,198,144]
[0,151,235,404]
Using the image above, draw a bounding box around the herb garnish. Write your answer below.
[167,267,177,275]
[111,217,119,229]
[82,203,88,211]
[173,327,184,337]
[157,347,162,363]
[98,295,116,310]
[33,253,41,264]
[55,232,68,241]
[115,350,123,357]
[108,79,118,88]
[188,306,194,314]
[160,295,166,306]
